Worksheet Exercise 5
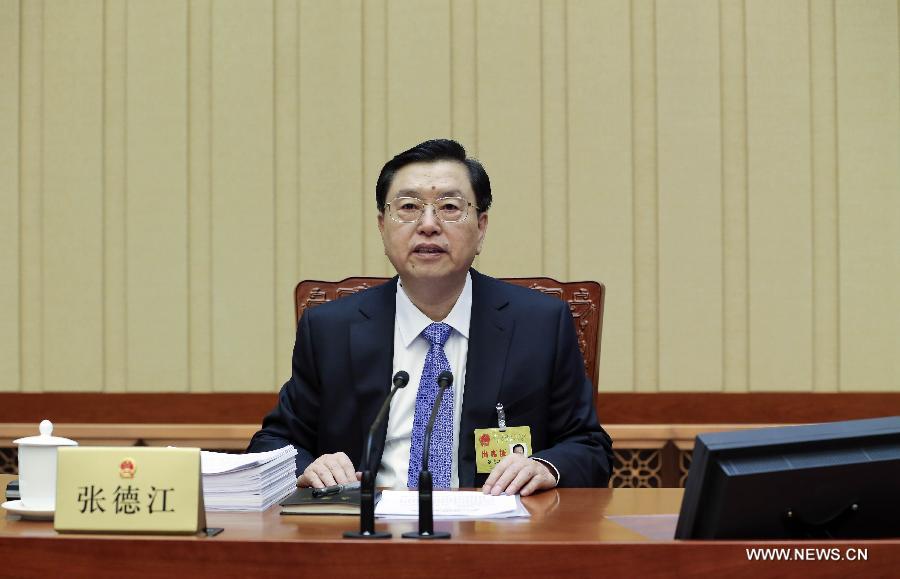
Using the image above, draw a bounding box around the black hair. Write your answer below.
[375,138,492,214]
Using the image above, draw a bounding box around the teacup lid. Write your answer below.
[14,420,78,447]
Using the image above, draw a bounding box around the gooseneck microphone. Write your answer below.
[422,371,453,477]
[344,370,409,540]
[362,370,410,473]
[403,370,453,540]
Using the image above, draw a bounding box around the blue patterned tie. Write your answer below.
[407,322,454,489]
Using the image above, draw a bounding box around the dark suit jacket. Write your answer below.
[248,269,613,487]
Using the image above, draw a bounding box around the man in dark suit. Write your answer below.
[249,139,612,496]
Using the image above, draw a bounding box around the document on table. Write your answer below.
[374,491,531,520]
[200,446,296,475]
[200,446,299,511]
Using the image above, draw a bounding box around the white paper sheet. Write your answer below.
[375,490,530,520]
[200,445,296,475]
[200,446,298,511]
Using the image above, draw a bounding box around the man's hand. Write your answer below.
[296,452,361,488]
[482,455,557,497]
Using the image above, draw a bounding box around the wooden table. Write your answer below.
[2,474,897,578]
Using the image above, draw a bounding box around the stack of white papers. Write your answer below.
[374,490,531,520]
[201,446,298,511]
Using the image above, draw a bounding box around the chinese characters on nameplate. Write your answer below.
[54,447,206,534]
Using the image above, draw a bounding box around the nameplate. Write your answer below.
[54,447,206,534]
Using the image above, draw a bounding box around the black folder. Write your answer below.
[279,484,380,516]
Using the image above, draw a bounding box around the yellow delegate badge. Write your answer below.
[474,426,532,473]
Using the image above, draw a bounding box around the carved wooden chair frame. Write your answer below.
[294,277,605,402]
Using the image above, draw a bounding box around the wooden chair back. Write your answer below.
[295,277,605,395]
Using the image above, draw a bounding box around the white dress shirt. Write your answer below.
[375,273,472,489]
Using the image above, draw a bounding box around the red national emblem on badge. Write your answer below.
[119,458,136,479]
[479,433,491,447]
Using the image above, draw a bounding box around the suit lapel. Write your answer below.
[350,278,397,467]
[458,270,513,486]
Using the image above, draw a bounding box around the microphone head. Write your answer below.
[436,370,453,388]
[393,370,410,388]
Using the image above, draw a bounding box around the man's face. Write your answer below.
[378,160,488,287]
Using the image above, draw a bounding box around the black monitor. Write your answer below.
[675,416,900,539]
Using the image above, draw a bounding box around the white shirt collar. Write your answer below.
[396,272,472,348]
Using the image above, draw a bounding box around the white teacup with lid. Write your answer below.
[14,420,78,510]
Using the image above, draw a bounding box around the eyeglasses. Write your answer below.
[385,196,477,223]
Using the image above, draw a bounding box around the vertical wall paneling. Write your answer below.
[746,0,814,390]
[386,0,452,151]
[656,0,723,390]
[720,0,749,391]
[809,0,839,391]
[451,0,478,152]
[540,0,569,282]
[0,0,20,391]
[274,0,300,380]
[7,1,900,393]
[19,0,42,392]
[103,0,127,391]
[362,0,391,277]
[298,0,363,281]
[126,0,189,391]
[188,0,213,392]
[568,0,634,392]
[451,0,479,274]
[631,0,659,391]
[211,0,275,391]
[42,0,105,391]
[836,0,900,390]
[476,0,543,277]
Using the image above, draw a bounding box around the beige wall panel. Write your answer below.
[189,0,213,392]
[386,0,451,151]
[211,0,275,391]
[103,0,127,391]
[42,0,105,391]
[0,0,20,391]
[631,0,659,391]
[19,0,43,391]
[8,0,900,394]
[836,0,900,390]
[451,0,477,151]
[540,0,569,282]
[298,0,364,281]
[274,0,300,383]
[656,0,723,391]
[475,0,543,277]
[810,0,839,391]
[451,0,480,274]
[362,0,391,277]
[746,0,813,390]
[720,0,749,391]
[126,0,189,391]
[568,0,633,392]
